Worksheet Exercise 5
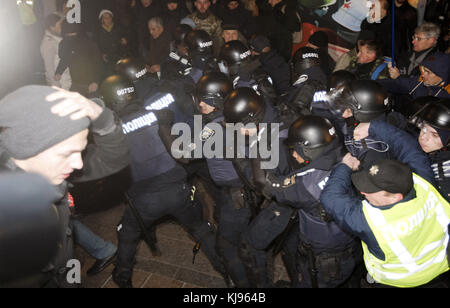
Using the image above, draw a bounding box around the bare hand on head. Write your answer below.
[48,88,103,122]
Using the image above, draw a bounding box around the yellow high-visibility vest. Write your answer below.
[362,174,450,288]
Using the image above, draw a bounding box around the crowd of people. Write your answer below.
[1,0,450,288]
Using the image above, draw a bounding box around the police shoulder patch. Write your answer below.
[200,126,215,141]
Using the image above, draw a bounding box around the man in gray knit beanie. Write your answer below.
[0,85,130,287]
[0,85,109,184]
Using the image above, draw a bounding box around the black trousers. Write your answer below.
[115,182,225,279]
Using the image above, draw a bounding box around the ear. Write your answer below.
[393,193,404,203]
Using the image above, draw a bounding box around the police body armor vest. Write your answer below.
[293,168,356,251]
[134,76,160,102]
[205,116,242,187]
[189,55,220,84]
[234,69,275,100]
[120,94,184,182]
[362,174,450,288]
[205,100,279,187]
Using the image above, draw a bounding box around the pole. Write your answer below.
[392,0,396,67]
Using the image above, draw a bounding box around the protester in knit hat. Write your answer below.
[0,85,112,185]
[0,86,90,161]
[0,85,129,287]
[99,9,114,20]
[420,52,450,86]
[377,52,450,100]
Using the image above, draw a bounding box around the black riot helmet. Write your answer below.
[286,115,337,161]
[223,87,265,125]
[173,23,193,45]
[328,80,389,123]
[292,47,321,79]
[328,70,356,91]
[418,100,450,146]
[184,29,214,55]
[100,75,137,112]
[220,40,252,70]
[115,58,149,82]
[407,96,440,126]
[195,72,233,109]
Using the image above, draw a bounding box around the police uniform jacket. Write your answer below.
[320,122,437,261]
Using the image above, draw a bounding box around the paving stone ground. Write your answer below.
[76,204,289,288]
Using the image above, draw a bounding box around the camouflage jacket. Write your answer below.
[347,54,389,80]
[188,11,223,55]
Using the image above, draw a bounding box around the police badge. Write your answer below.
[200,126,215,141]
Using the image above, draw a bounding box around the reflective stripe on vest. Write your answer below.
[362,174,450,287]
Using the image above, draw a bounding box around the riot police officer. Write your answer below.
[220,40,277,103]
[291,47,327,87]
[327,80,405,169]
[201,87,281,287]
[157,71,234,156]
[328,70,357,91]
[183,29,220,83]
[257,115,362,288]
[115,57,159,101]
[170,23,193,55]
[278,47,329,129]
[417,100,450,202]
[99,74,227,288]
[159,29,221,106]
[310,70,357,141]
[355,98,450,202]
[194,71,233,123]
[160,24,194,81]
[163,72,236,229]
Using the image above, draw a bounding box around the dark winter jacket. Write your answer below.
[135,1,164,55]
[95,23,129,64]
[162,6,190,38]
[215,0,257,39]
[146,30,173,67]
[258,50,291,95]
[256,0,300,62]
[56,34,104,96]
[320,120,435,260]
